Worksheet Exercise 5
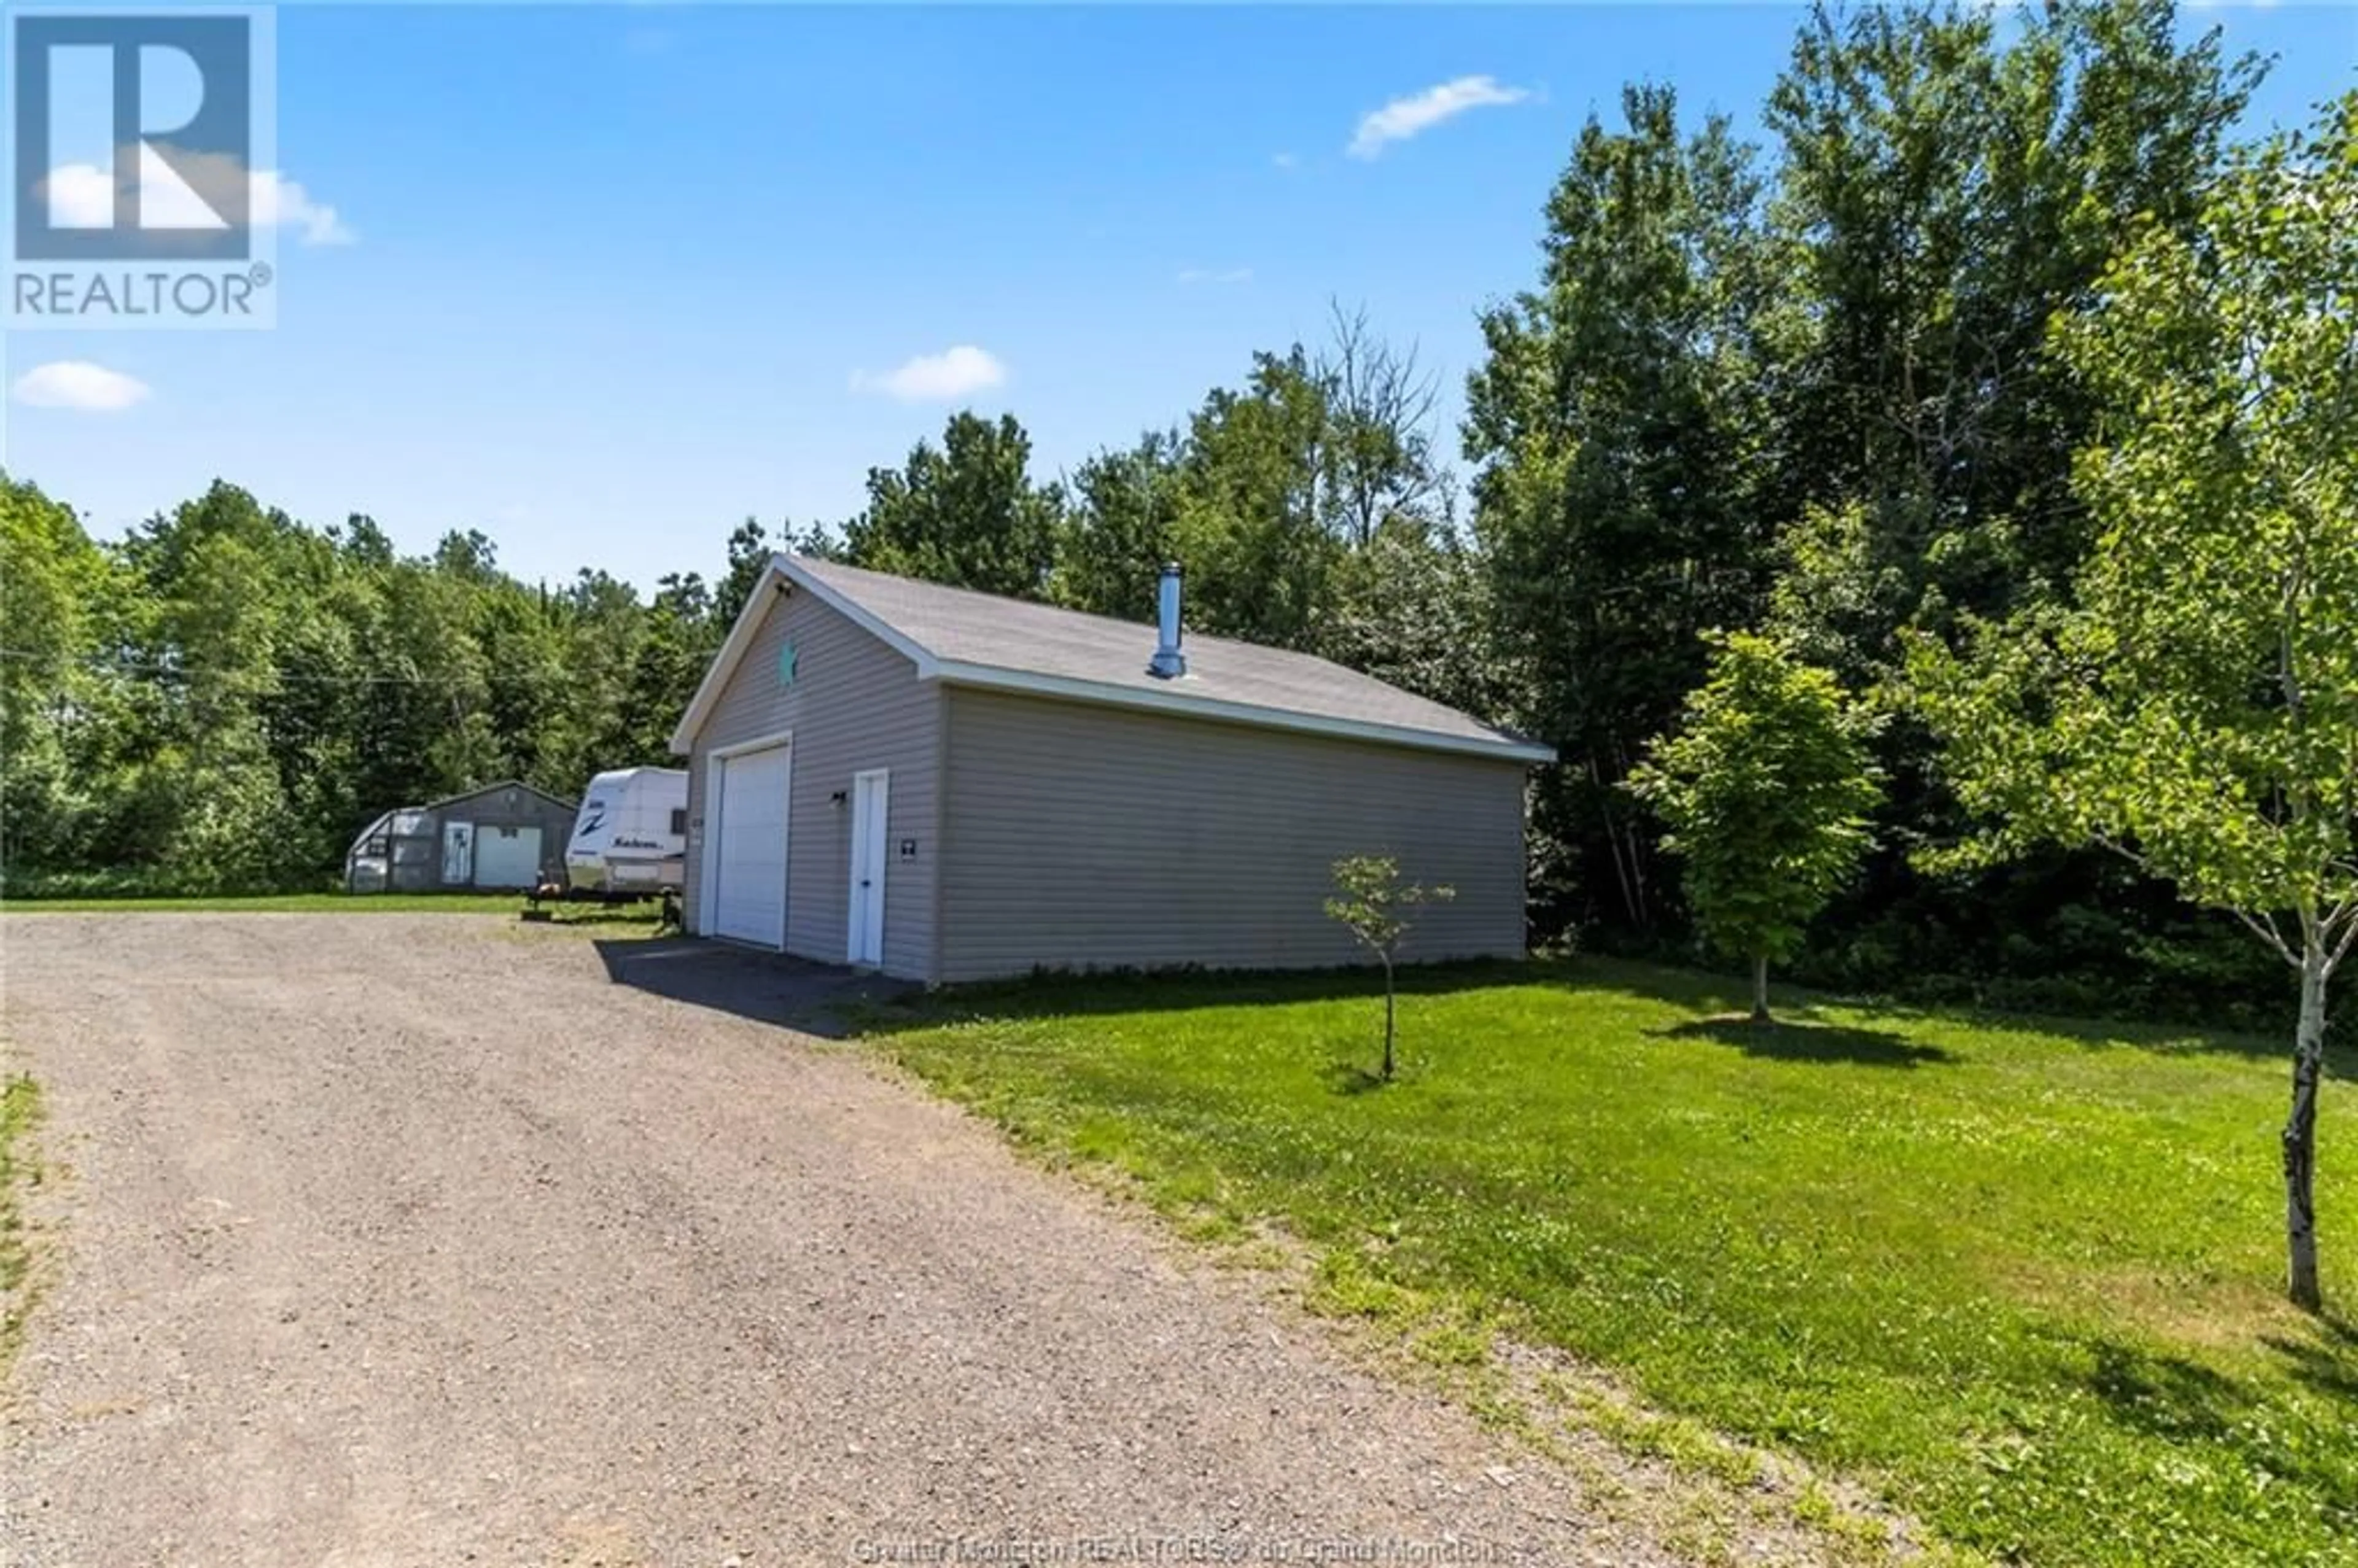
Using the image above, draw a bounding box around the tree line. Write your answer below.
[2,1,2345,1040]
[1,487,735,895]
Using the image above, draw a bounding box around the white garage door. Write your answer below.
[712,743,791,948]
[472,825,542,889]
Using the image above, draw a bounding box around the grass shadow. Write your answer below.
[846,950,2312,1079]
[2085,1337,2250,1445]
[1971,1004,2350,1074]
[535,904,672,930]
[1532,957,2321,1070]
[848,957,1539,1038]
[1656,1015,1961,1069]
[2078,1330,2355,1508]
[2261,1311,2358,1405]
[1321,1060,1391,1096]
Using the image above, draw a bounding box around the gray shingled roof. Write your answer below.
[785,554,1550,762]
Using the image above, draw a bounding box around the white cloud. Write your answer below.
[251,171,356,246]
[853,345,1008,402]
[1271,152,1299,171]
[36,153,355,246]
[11,360,152,412]
[39,163,115,227]
[1177,266,1253,286]
[1348,76,1532,160]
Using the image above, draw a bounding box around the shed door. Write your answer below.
[473,826,542,889]
[441,821,474,883]
[712,743,792,949]
[847,769,888,968]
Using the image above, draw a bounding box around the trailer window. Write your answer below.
[669,808,687,836]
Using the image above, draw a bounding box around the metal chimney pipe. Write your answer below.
[1149,562,1187,678]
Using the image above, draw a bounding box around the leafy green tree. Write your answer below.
[1062,311,1453,646]
[1768,0,2260,623]
[106,483,319,890]
[1628,633,1883,1023]
[534,568,647,791]
[616,572,721,763]
[332,513,395,567]
[0,477,115,877]
[1317,522,1506,723]
[1324,855,1455,1083]
[783,518,845,564]
[252,526,368,875]
[469,577,567,791]
[433,528,499,579]
[1054,431,1183,620]
[841,411,1064,600]
[1746,0,2274,1016]
[1760,502,1915,683]
[1167,346,1342,650]
[1466,83,1781,933]
[1910,96,2358,1310]
[1469,0,2265,993]
[714,518,774,629]
[3,475,757,894]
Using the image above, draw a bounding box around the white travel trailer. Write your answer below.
[563,767,688,898]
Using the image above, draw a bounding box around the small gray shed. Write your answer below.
[667,556,1553,982]
[344,780,578,894]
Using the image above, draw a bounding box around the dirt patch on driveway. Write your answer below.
[1,915,1819,1567]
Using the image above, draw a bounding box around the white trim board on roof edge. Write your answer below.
[667,557,931,753]
[667,556,1555,766]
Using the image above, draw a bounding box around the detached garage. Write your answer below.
[667,556,1553,983]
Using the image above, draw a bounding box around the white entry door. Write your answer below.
[713,743,792,948]
[847,769,888,968]
[441,821,475,883]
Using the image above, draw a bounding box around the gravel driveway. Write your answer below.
[0,915,1698,1567]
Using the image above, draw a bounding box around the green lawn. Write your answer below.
[858,958,2357,1567]
[6,892,556,915]
[0,1072,41,1374]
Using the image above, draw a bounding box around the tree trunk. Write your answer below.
[2286,940,2329,1310]
[1381,957,1397,1082]
[1751,953,1772,1025]
[1592,754,1644,930]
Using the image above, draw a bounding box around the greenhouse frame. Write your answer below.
[344,780,578,894]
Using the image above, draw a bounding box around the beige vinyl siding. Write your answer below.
[683,583,943,980]
[937,688,1528,982]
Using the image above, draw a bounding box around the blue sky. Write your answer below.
[6,2,2352,592]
